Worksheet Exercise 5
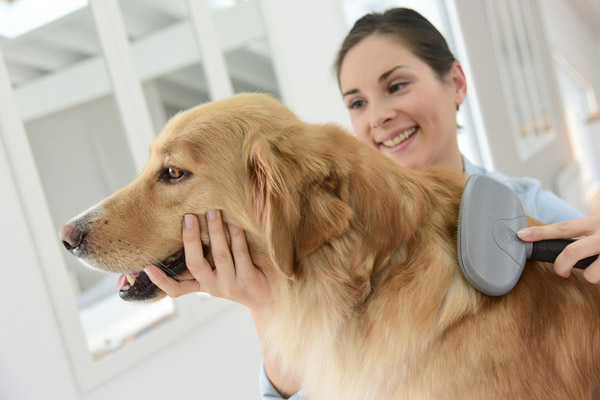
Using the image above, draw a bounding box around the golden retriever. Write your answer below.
[60,93,600,399]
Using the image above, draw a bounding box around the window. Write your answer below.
[0,0,279,391]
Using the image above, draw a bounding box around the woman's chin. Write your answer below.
[379,138,426,169]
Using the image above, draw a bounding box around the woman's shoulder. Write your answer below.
[462,157,584,223]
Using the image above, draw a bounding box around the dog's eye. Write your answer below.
[168,167,183,180]
[158,166,189,183]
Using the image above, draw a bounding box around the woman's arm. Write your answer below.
[144,211,301,398]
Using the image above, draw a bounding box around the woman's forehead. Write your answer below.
[339,36,422,87]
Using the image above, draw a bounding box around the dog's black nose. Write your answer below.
[59,222,85,252]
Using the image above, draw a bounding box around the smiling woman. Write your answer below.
[337,28,466,172]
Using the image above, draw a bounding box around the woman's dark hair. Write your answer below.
[334,8,457,83]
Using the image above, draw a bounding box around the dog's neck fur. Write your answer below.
[248,132,481,397]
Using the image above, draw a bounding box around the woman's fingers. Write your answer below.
[206,210,237,285]
[182,214,215,285]
[148,211,272,306]
[519,216,600,284]
[518,216,598,242]
[183,210,249,299]
[554,235,600,277]
[144,264,201,297]
[228,223,254,278]
[227,222,272,308]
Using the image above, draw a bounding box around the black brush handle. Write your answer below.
[531,239,598,269]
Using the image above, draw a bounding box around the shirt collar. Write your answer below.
[462,155,485,176]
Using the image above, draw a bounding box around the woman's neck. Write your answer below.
[432,145,464,173]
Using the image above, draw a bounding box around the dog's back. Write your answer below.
[424,258,600,399]
[243,98,600,399]
[281,165,600,399]
[59,93,600,399]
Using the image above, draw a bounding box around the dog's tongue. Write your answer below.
[117,272,140,290]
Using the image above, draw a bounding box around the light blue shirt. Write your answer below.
[259,361,304,400]
[259,157,584,399]
[462,157,583,224]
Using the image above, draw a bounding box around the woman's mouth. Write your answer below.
[378,126,418,152]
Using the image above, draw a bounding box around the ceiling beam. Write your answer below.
[161,65,209,92]
[225,48,278,93]
[36,25,100,55]
[0,8,88,49]
[157,78,209,111]
[5,60,42,86]
[3,42,82,71]
[15,1,266,123]
[139,0,188,19]
[118,0,177,40]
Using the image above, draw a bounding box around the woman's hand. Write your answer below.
[144,210,273,312]
[145,211,299,395]
[518,215,600,283]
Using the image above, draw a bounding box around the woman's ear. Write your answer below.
[450,61,467,107]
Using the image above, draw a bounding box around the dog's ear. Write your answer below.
[245,124,352,279]
[246,140,296,278]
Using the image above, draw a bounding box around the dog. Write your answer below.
[60,93,600,399]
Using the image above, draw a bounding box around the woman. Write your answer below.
[144,8,600,399]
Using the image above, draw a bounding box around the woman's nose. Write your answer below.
[369,100,396,128]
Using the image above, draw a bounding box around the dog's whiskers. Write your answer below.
[114,239,178,276]
[109,241,134,274]
[118,239,166,266]
[119,239,162,253]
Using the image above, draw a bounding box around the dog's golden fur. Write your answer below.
[63,94,600,399]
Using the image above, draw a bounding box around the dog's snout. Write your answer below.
[59,222,86,252]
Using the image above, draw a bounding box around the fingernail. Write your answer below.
[517,229,531,239]
[184,214,195,228]
[144,266,156,279]
[207,209,218,221]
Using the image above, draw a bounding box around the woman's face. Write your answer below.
[339,34,467,170]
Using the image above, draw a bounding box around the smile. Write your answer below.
[381,126,418,148]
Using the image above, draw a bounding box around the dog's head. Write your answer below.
[59,93,359,301]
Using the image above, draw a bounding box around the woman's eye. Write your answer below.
[349,100,365,110]
[389,82,407,93]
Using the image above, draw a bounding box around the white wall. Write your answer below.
[260,0,351,128]
[452,0,574,189]
[540,0,600,189]
[540,0,600,96]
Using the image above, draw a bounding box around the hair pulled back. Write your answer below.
[334,8,456,83]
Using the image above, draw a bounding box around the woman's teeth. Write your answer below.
[382,127,417,147]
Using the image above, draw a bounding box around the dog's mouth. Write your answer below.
[117,250,188,301]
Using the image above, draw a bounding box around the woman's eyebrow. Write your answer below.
[378,65,407,82]
[342,88,359,98]
[342,65,408,97]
